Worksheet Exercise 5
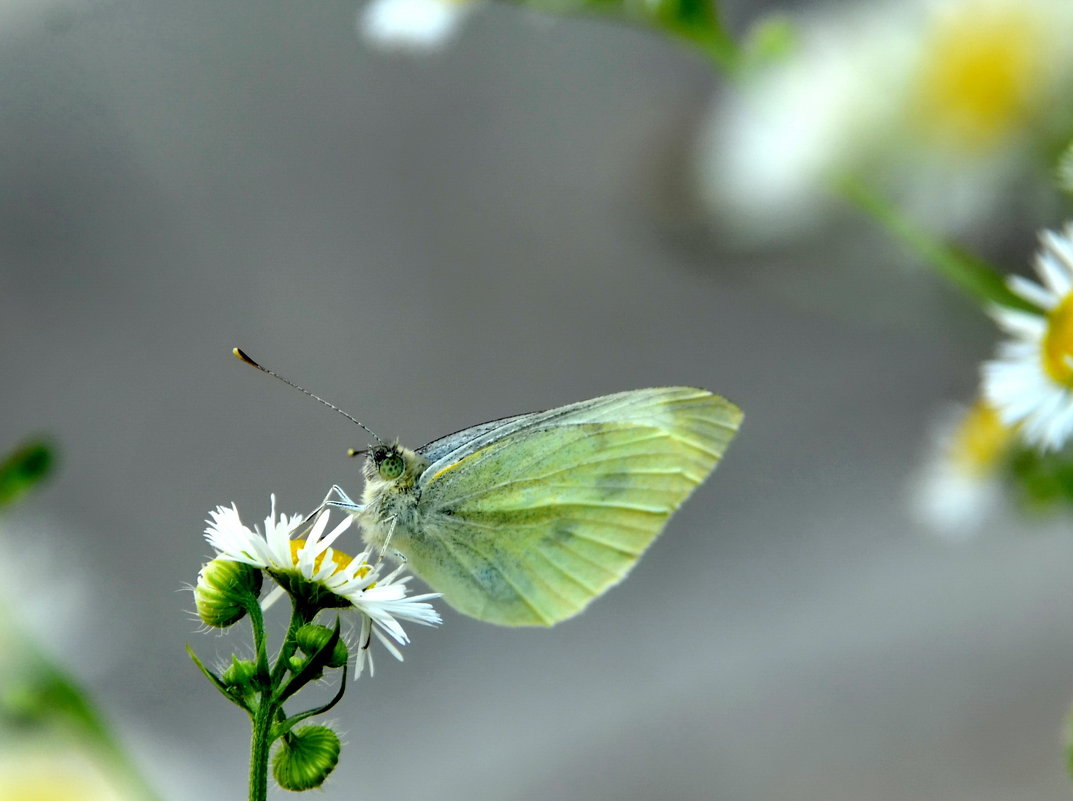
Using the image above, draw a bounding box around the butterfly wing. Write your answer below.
[405,387,742,626]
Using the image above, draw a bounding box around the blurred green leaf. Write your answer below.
[1,656,164,801]
[504,0,740,71]
[0,439,56,507]
[1008,446,1073,511]
[738,14,797,72]
[2,663,110,743]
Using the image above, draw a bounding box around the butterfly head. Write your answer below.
[363,442,427,488]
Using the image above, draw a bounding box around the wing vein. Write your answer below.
[436,531,556,625]
[530,549,603,594]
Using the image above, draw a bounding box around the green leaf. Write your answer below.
[0,439,56,507]
[187,644,252,712]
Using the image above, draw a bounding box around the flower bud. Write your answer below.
[221,657,258,688]
[194,558,262,628]
[272,726,341,791]
[287,655,309,675]
[220,656,259,708]
[295,624,349,669]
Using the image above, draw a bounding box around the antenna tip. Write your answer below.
[233,347,259,368]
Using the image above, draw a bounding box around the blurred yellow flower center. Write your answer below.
[2,776,85,801]
[289,540,371,579]
[912,5,1044,150]
[0,754,121,801]
[1043,295,1073,384]
[951,402,1013,475]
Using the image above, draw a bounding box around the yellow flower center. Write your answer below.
[911,3,1045,151]
[1042,294,1073,384]
[289,540,372,579]
[950,401,1013,476]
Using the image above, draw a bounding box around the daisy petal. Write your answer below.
[982,223,1073,452]
[202,497,441,678]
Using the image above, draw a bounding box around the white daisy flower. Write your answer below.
[982,223,1073,450]
[696,0,1073,242]
[910,400,1014,537]
[356,0,471,52]
[204,497,441,676]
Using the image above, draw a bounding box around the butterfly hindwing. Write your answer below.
[407,388,742,626]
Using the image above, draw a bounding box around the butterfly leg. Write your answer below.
[374,517,409,572]
[300,485,363,527]
[323,485,364,513]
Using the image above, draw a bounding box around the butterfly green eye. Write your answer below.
[378,453,404,480]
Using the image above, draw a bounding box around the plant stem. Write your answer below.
[270,600,306,687]
[248,698,275,801]
[250,600,314,799]
[837,176,1041,314]
[247,599,269,680]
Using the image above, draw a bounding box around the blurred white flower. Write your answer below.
[982,223,1073,450]
[0,516,107,679]
[697,0,1073,242]
[357,0,472,52]
[910,400,1014,537]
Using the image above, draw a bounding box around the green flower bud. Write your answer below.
[194,558,262,628]
[287,655,317,679]
[272,726,341,791]
[295,624,349,669]
[220,656,259,708]
[221,657,258,688]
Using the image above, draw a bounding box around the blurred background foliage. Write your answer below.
[5,0,1073,799]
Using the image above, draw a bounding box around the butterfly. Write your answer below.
[331,387,742,626]
[234,350,742,627]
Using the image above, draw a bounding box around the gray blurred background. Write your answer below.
[4,0,1073,799]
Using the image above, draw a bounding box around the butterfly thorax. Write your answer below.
[357,442,429,553]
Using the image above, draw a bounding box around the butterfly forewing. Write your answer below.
[407,388,741,626]
[416,412,533,466]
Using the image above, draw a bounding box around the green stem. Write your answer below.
[837,176,1041,314]
[248,697,275,801]
[269,600,307,688]
[246,598,269,681]
[249,599,315,798]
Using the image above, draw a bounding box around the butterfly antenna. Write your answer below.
[233,347,384,446]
